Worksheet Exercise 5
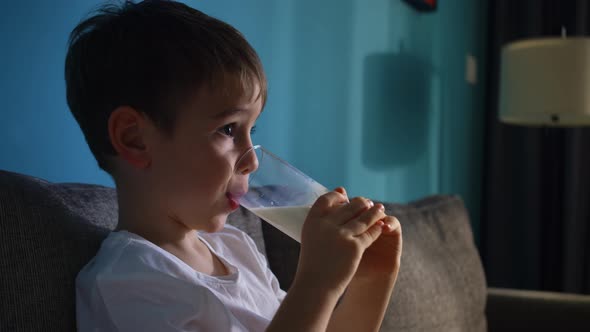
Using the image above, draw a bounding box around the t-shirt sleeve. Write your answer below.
[94,271,247,332]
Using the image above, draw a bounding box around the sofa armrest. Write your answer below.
[486,287,590,331]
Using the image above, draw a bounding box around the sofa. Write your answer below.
[1,169,589,331]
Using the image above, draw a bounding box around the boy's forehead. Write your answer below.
[190,73,263,114]
[178,77,263,121]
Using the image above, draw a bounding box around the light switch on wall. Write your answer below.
[466,54,478,85]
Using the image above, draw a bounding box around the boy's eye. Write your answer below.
[217,124,256,139]
[218,124,235,137]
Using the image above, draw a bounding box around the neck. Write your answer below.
[114,184,201,254]
[115,186,226,275]
[111,173,228,275]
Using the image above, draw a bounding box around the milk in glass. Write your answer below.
[250,205,310,243]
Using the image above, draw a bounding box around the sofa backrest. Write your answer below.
[380,196,487,331]
[0,171,118,331]
[0,170,487,331]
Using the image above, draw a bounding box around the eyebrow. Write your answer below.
[212,107,264,120]
[212,108,243,119]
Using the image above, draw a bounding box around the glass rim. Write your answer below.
[235,145,317,184]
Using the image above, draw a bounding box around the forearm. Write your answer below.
[266,280,341,332]
[326,276,397,332]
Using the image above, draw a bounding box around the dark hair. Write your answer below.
[65,0,267,173]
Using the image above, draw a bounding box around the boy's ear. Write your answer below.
[108,106,152,169]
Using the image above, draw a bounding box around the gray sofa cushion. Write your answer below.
[0,171,117,331]
[381,196,487,331]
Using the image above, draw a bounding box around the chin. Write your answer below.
[203,215,228,233]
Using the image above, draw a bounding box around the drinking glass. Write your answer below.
[238,145,328,242]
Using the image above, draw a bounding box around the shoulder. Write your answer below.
[76,248,240,331]
[76,232,222,315]
[76,231,194,287]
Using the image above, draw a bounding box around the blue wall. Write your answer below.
[0,0,487,240]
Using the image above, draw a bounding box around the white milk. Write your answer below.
[250,206,311,243]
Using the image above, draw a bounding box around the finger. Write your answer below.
[343,203,386,235]
[333,187,349,202]
[381,216,403,260]
[308,190,349,216]
[381,215,402,235]
[332,197,374,225]
[355,221,383,247]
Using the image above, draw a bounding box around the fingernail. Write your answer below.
[334,187,347,194]
[377,204,385,211]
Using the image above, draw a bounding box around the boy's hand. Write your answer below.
[354,212,402,281]
[322,191,402,332]
[293,187,387,297]
[333,187,402,281]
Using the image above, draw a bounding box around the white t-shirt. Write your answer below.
[76,225,286,331]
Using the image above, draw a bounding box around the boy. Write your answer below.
[69,1,402,331]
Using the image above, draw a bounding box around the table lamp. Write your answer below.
[499,36,590,127]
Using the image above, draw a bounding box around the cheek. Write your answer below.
[170,154,235,221]
[166,145,235,196]
[196,157,234,189]
[149,133,239,210]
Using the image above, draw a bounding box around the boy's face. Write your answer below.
[146,77,262,233]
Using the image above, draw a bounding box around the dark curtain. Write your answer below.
[482,0,590,294]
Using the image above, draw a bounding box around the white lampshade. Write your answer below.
[499,37,590,126]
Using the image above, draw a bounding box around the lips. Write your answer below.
[226,192,245,211]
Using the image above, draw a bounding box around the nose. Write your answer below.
[235,145,260,175]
